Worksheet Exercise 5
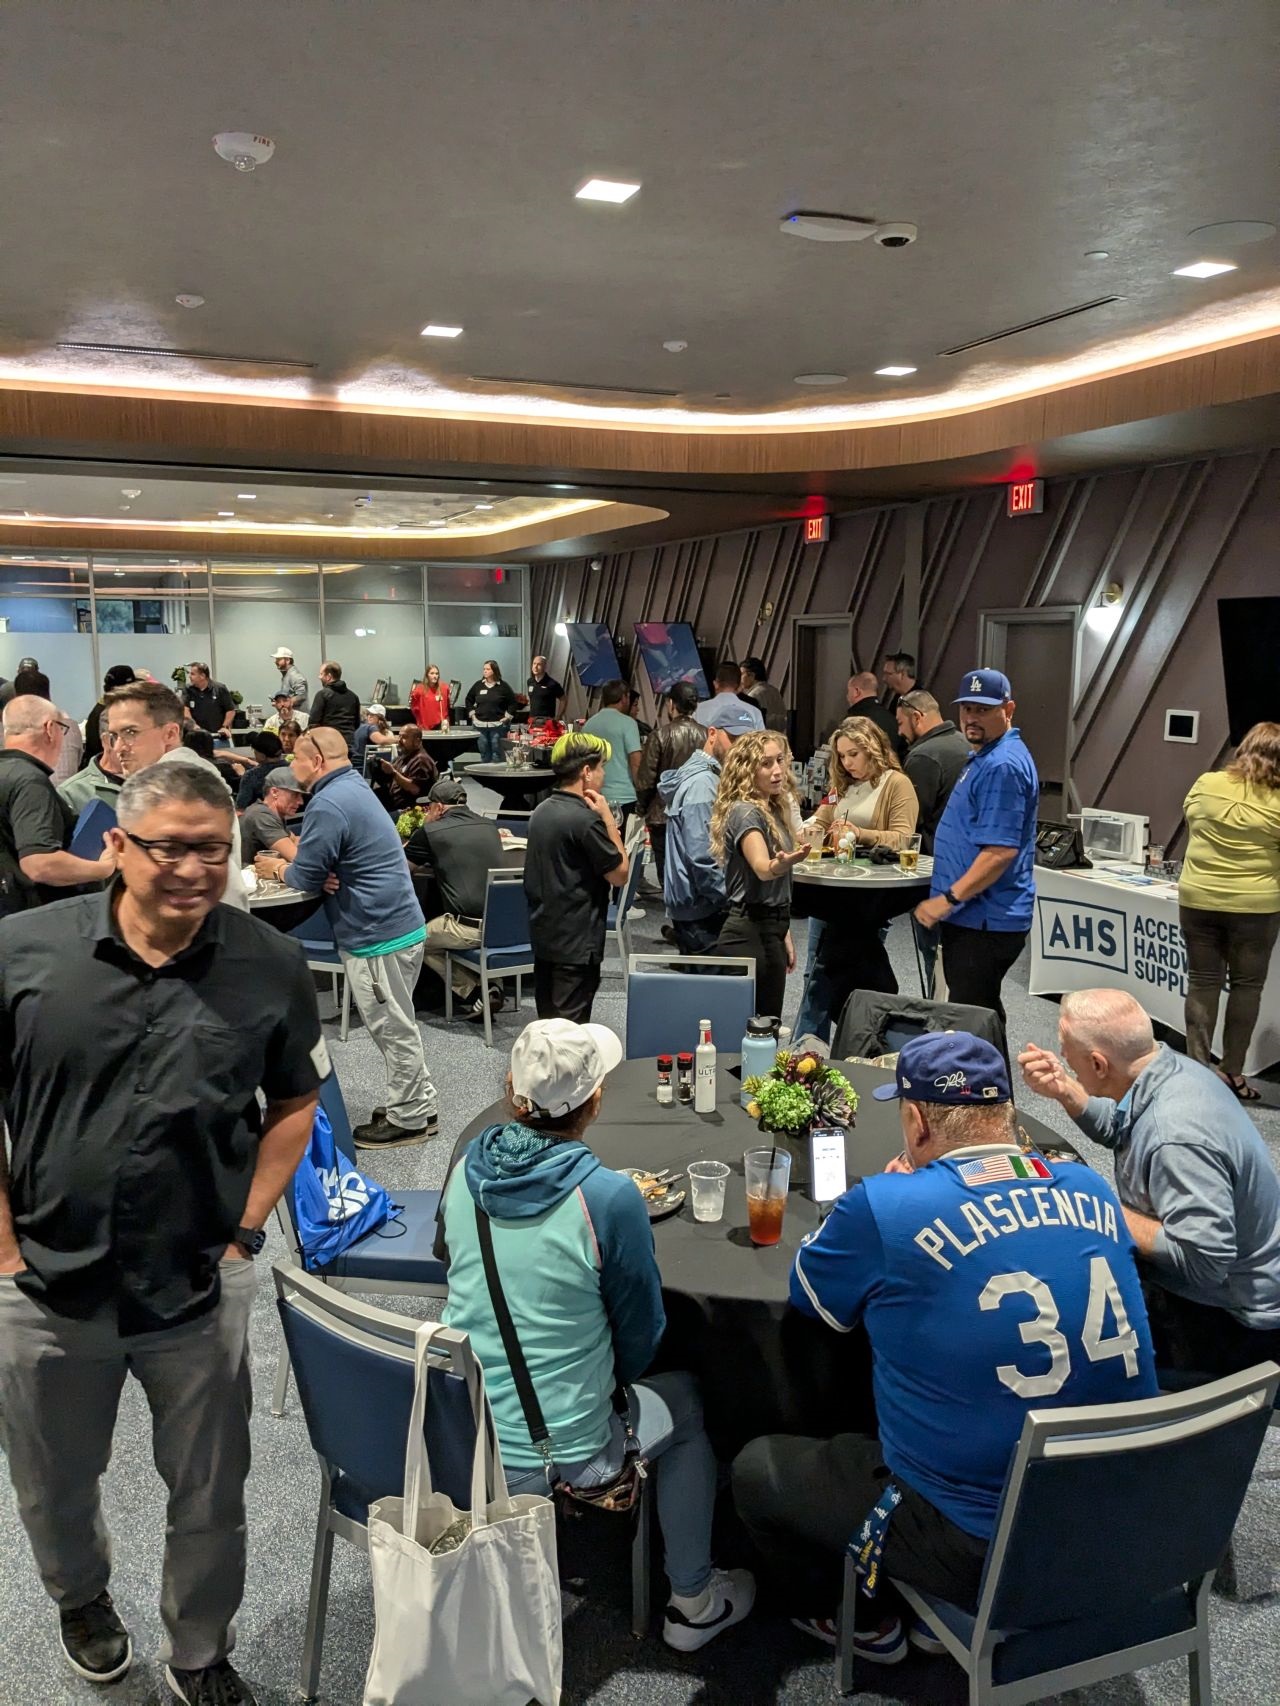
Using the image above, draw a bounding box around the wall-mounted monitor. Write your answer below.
[633,621,710,699]
[565,621,622,688]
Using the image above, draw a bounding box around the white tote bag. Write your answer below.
[364,1322,562,1706]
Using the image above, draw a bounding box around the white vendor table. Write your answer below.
[1030,864,1280,1076]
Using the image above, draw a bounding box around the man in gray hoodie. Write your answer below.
[1019,987,1280,1375]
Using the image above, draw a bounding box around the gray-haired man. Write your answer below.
[0,761,325,1706]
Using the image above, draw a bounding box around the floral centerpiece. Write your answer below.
[744,1050,858,1136]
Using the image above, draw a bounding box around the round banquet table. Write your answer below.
[466,762,555,810]
[451,1055,1080,1456]
[419,727,480,764]
[245,884,322,933]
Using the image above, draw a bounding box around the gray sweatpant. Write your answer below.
[0,1256,255,1670]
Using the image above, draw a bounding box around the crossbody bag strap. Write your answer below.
[474,1202,555,1472]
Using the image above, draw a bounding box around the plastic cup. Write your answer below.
[898,834,923,874]
[686,1160,730,1222]
[744,1147,793,1246]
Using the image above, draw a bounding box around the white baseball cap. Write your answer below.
[273,646,294,660]
[368,702,387,717]
[510,1019,623,1119]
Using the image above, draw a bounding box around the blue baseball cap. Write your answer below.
[954,668,1012,707]
[872,1032,1012,1105]
[702,699,758,737]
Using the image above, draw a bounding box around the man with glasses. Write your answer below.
[103,681,249,911]
[0,761,324,1706]
[0,695,113,915]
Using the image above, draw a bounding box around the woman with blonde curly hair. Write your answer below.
[710,731,810,1019]
[1178,720,1280,1097]
[806,716,920,851]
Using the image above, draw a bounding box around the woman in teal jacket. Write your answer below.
[439,1018,754,1652]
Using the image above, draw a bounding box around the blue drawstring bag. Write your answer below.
[292,1103,399,1270]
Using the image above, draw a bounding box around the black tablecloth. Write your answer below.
[451,1056,1078,1455]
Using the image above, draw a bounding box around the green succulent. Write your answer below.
[754,1078,816,1134]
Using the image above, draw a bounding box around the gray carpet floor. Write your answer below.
[2,815,1277,1705]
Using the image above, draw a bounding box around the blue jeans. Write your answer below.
[793,920,832,1044]
[475,725,504,763]
[505,1370,716,1597]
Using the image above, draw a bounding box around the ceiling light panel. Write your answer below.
[420,324,464,338]
[1172,260,1237,279]
[875,365,917,377]
[575,177,641,203]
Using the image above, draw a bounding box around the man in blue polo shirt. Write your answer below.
[914,669,1038,1028]
[732,1032,1155,1664]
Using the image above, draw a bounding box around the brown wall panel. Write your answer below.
[533,446,1280,847]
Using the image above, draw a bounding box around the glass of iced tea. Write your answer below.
[898,834,922,874]
[744,1147,793,1246]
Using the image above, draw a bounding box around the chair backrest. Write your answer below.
[624,953,756,1059]
[288,906,336,951]
[974,1363,1280,1642]
[833,988,1006,1061]
[610,833,646,921]
[273,1263,479,1510]
[318,1069,357,1168]
[482,868,532,950]
[482,808,534,836]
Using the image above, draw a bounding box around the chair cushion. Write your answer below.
[452,946,533,970]
[315,1188,446,1286]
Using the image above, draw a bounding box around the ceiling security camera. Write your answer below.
[874,222,918,248]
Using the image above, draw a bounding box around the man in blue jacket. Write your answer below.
[1020,986,1280,1375]
[254,725,438,1149]
[733,1031,1156,1665]
[438,1018,755,1651]
[659,701,756,953]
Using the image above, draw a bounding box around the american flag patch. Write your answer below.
[959,1153,1052,1185]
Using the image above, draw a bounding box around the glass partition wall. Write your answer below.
[0,553,528,721]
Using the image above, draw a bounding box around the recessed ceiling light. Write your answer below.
[1172,260,1237,279]
[793,372,847,386]
[421,323,464,338]
[1085,250,1110,260]
[175,293,205,308]
[575,177,641,204]
[875,365,918,377]
[474,502,494,511]
[237,492,257,500]
[427,518,447,527]
[121,487,142,498]
[118,504,131,511]
[217,510,235,517]
[554,622,569,638]
[550,483,573,490]
[1187,220,1276,246]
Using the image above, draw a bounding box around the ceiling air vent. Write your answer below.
[54,342,316,369]
[470,373,680,399]
[938,296,1122,357]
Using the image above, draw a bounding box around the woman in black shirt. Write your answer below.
[709,731,810,1020]
[465,659,518,762]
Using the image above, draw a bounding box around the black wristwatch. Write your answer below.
[235,1225,266,1257]
[943,887,961,906]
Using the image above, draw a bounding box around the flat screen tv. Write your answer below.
[566,621,622,688]
[1217,597,1280,745]
[633,621,710,699]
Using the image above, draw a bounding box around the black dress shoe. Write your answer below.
[166,1658,258,1704]
[60,1590,132,1683]
[352,1113,439,1148]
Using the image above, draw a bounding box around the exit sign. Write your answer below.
[1007,479,1045,517]
[804,515,830,543]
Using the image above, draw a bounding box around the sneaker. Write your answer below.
[352,1112,439,1148]
[463,987,505,1022]
[663,1567,755,1652]
[165,1660,257,1704]
[59,1591,132,1683]
[791,1614,907,1665]
[908,1613,947,1655]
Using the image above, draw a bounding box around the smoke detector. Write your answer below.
[175,293,205,309]
[212,132,276,173]
[780,211,917,247]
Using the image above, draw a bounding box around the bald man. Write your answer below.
[1019,988,1280,1375]
[0,697,114,910]
[839,671,901,754]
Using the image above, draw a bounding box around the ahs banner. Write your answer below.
[1029,866,1280,1077]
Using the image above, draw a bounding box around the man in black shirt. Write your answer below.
[0,761,322,1706]
[523,732,629,1022]
[896,690,969,853]
[526,655,565,720]
[408,778,505,1019]
[0,694,113,913]
[308,659,361,746]
[181,662,237,740]
[232,729,285,810]
[840,671,904,756]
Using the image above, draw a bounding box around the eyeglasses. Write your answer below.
[124,832,233,867]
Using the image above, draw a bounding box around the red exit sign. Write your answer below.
[804,514,830,543]
[1007,479,1045,517]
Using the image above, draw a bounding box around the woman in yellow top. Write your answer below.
[1178,721,1280,1099]
[805,717,920,849]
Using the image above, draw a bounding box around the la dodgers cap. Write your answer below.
[954,668,1012,706]
[872,1031,1012,1105]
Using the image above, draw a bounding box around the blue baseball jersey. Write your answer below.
[791,1144,1157,1537]
[929,728,1039,930]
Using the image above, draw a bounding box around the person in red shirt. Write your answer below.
[410,664,451,731]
